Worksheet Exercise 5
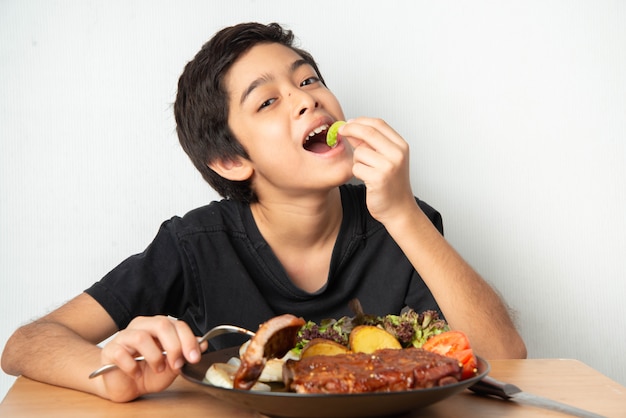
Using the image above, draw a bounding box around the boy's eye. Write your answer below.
[258,98,276,110]
[301,76,320,87]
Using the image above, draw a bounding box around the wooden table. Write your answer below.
[2,359,625,417]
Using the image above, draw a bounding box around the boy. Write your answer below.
[1,22,526,402]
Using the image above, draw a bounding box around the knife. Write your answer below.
[469,376,606,418]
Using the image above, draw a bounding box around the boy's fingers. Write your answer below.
[106,316,179,374]
[341,118,406,150]
[172,320,203,366]
[105,342,139,376]
[144,316,195,370]
[122,316,171,373]
[102,316,203,375]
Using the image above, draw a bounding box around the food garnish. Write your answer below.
[294,301,449,354]
[422,330,478,379]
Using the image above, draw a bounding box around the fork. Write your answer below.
[88,324,255,378]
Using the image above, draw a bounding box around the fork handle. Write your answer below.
[88,351,168,378]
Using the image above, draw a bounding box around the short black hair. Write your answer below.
[174,22,325,202]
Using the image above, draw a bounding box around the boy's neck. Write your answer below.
[249,187,343,248]
[249,187,343,293]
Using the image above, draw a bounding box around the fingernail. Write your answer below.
[189,349,200,362]
[174,358,184,369]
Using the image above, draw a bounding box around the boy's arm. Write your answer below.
[1,293,117,398]
[1,292,204,402]
[341,118,527,359]
[384,204,527,359]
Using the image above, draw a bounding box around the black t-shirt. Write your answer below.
[85,184,443,349]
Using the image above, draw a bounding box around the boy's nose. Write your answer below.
[290,90,319,117]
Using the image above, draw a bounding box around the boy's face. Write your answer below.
[224,42,354,200]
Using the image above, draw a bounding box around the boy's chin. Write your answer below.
[332,169,358,187]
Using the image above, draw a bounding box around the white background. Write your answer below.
[1,0,625,400]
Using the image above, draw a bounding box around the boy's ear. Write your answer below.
[208,157,253,181]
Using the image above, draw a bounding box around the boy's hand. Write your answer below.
[340,118,419,224]
[98,316,206,402]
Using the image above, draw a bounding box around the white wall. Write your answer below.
[1,0,625,400]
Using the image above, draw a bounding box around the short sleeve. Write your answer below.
[84,219,195,330]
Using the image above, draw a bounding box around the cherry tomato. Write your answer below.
[422,331,478,379]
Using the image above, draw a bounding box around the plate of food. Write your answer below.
[180,307,490,418]
[181,346,489,418]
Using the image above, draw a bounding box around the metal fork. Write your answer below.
[88,324,255,378]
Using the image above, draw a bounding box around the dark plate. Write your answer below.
[180,347,490,418]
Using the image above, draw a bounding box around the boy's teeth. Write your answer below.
[306,124,329,140]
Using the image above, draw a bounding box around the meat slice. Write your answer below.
[283,347,462,394]
[233,314,305,390]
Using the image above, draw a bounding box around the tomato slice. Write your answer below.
[451,348,478,379]
[422,331,478,379]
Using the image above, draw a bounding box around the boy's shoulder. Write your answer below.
[168,198,247,235]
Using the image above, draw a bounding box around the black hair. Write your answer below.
[174,22,325,202]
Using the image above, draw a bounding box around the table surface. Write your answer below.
[2,359,625,417]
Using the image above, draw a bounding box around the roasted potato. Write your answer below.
[300,338,351,359]
[349,325,402,353]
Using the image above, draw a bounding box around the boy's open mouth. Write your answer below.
[303,125,333,154]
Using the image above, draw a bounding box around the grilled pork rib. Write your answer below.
[233,314,305,390]
[283,347,462,394]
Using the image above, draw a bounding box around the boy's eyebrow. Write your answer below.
[239,58,310,105]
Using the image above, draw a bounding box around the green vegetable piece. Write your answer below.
[326,121,346,147]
